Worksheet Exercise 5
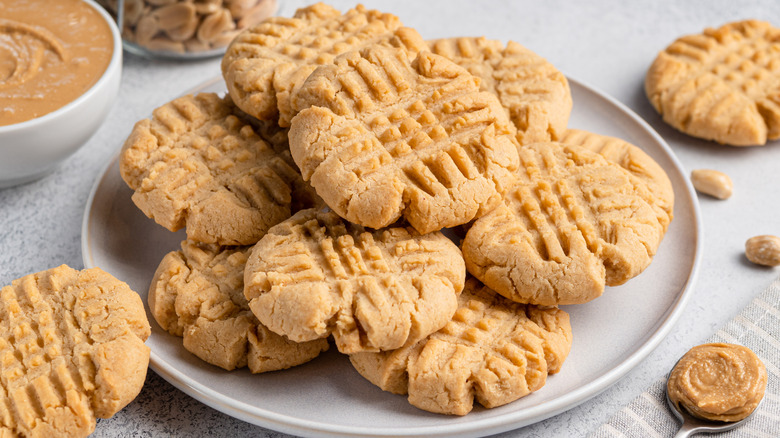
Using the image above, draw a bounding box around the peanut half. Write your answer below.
[152,2,196,31]
[690,169,733,200]
[745,235,780,267]
[197,9,235,44]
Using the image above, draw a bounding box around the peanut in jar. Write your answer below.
[98,0,277,58]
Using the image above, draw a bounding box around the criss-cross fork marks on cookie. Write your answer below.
[463,142,665,306]
[0,266,150,438]
[149,241,328,373]
[222,3,425,126]
[120,93,309,245]
[348,278,572,416]
[429,37,572,145]
[646,20,780,146]
[306,220,392,280]
[251,215,397,283]
[1,281,96,437]
[290,46,520,233]
[558,129,674,231]
[671,21,780,100]
[243,209,465,354]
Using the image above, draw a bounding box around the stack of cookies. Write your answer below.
[119,2,674,416]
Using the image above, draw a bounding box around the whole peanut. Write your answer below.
[690,169,733,200]
[745,235,780,267]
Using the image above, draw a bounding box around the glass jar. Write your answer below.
[97,0,277,59]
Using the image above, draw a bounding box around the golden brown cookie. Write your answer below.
[559,129,674,231]
[0,265,151,438]
[231,105,326,212]
[462,142,666,306]
[149,240,328,372]
[243,208,466,354]
[120,92,320,246]
[645,20,780,146]
[236,111,292,157]
[221,2,426,126]
[429,37,572,145]
[349,277,572,416]
[289,46,520,234]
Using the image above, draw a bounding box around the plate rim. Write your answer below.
[81,75,703,438]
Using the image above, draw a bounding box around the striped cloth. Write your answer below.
[590,276,780,438]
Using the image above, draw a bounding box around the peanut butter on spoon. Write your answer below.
[666,343,767,437]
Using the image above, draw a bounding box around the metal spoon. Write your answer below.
[665,371,763,438]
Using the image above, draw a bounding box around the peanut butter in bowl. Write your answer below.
[0,0,114,126]
[667,343,767,423]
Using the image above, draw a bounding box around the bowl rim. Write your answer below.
[0,0,123,135]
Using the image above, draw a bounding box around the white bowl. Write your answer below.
[0,0,122,188]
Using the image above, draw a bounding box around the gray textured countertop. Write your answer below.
[2,1,780,437]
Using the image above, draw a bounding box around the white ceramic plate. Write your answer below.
[82,77,701,438]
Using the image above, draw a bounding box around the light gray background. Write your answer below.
[2,1,779,436]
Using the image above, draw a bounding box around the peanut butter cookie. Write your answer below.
[559,129,674,231]
[0,265,150,438]
[243,208,466,354]
[462,142,666,305]
[231,105,326,212]
[349,277,572,416]
[149,240,329,372]
[646,20,780,146]
[429,37,572,145]
[289,46,520,233]
[120,93,319,246]
[221,2,426,126]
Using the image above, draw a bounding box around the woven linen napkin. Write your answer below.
[590,275,780,437]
